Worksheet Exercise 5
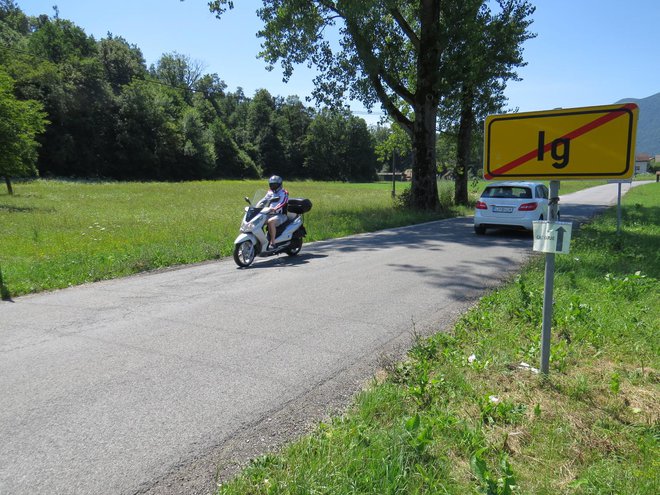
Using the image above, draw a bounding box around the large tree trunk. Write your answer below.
[410,0,441,210]
[455,87,474,206]
[411,105,439,209]
[4,176,13,195]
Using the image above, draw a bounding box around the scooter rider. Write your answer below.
[261,175,289,250]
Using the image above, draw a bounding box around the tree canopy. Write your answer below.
[209,0,535,209]
[0,69,47,194]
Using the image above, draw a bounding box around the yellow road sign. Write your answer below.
[484,103,639,180]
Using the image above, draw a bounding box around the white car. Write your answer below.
[474,181,557,235]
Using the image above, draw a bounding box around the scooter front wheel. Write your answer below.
[233,240,256,267]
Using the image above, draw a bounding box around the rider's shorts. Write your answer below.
[270,213,287,227]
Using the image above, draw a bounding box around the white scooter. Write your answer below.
[233,191,312,267]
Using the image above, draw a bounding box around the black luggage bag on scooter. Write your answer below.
[287,198,312,214]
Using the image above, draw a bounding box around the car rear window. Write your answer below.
[481,186,532,199]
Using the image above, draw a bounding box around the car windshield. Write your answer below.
[481,186,532,199]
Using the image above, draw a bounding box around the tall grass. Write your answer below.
[0,179,466,297]
[215,183,659,495]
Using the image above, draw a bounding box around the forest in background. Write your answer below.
[0,2,406,183]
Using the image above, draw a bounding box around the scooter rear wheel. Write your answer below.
[286,237,303,256]
[233,240,256,267]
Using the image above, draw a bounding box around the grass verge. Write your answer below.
[214,183,659,494]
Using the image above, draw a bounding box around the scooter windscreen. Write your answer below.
[250,190,267,207]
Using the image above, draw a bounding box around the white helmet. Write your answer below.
[268,175,283,191]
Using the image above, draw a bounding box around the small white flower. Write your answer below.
[489,395,500,404]
[468,354,477,363]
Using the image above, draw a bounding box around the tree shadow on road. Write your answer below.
[309,217,532,255]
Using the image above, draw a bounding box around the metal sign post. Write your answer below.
[617,182,622,235]
[540,180,560,374]
[607,179,631,235]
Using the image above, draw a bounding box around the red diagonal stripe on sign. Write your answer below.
[485,103,636,179]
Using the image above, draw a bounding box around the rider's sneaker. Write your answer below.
[267,244,275,251]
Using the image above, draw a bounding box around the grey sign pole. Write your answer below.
[616,182,622,235]
[540,180,560,374]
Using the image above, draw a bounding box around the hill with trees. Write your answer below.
[618,91,660,155]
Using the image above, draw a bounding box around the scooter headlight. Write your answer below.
[240,221,254,233]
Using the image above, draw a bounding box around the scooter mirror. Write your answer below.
[244,196,250,204]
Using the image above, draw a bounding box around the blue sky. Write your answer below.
[14,0,660,124]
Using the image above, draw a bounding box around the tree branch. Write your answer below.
[308,1,413,132]
[377,64,415,106]
[370,74,413,136]
[390,8,420,51]
[318,0,414,105]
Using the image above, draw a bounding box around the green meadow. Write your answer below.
[0,179,464,297]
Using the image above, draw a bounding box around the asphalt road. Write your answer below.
[0,182,648,494]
